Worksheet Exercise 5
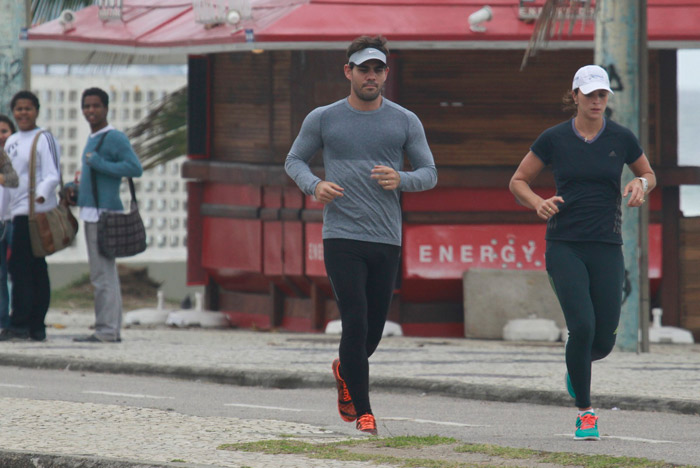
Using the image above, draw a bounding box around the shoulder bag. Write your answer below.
[28,131,79,257]
[91,131,147,259]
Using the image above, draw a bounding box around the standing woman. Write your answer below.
[0,115,19,329]
[509,66,655,440]
[0,91,61,342]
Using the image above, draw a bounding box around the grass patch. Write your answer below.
[455,443,675,467]
[372,435,456,449]
[220,436,689,468]
[50,267,180,311]
[51,273,95,309]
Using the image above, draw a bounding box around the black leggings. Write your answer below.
[546,240,624,409]
[323,238,401,417]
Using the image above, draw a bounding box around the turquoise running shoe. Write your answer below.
[574,412,600,441]
[565,372,576,399]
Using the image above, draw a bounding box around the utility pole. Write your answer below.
[0,0,29,115]
[595,0,649,352]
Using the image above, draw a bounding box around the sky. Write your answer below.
[678,50,700,90]
[678,50,700,167]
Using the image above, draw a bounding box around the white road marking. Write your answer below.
[382,417,487,427]
[0,384,32,388]
[83,391,174,400]
[557,434,679,444]
[224,403,313,412]
[605,435,681,444]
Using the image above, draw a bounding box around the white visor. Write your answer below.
[348,48,387,65]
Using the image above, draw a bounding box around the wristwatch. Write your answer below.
[637,177,648,193]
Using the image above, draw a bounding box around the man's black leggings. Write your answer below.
[323,238,401,417]
[546,240,624,409]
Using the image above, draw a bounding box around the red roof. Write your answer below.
[22,0,700,56]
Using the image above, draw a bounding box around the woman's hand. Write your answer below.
[623,178,646,207]
[536,196,564,220]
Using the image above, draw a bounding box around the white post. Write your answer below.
[595,0,649,352]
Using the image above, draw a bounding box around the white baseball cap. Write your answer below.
[348,48,387,65]
[572,65,614,95]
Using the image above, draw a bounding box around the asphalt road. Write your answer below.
[0,366,697,467]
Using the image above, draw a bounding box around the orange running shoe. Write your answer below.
[356,413,378,436]
[332,359,357,422]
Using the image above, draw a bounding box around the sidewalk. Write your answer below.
[1,309,698,415]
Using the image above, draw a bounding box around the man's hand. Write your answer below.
[370,165,399,190]
[314,181,344,204]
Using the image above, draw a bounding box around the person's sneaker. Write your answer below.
[332,359,357,422]
[574,411,600,441]
[73,334,121,343]
[356,413,378,436]
[0,329,29,342]
[565,372,576,399]
[29,330,47,342]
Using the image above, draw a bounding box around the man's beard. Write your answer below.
[354,83,383,102]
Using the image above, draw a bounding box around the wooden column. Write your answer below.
[311,282,326,331]
[270,283,284,328]
[658,50,681,326]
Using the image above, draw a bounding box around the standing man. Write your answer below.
[285,36,437,435]
[71,87,142,343]
[1,91,61,342]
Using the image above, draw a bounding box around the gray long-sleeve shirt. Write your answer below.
[285,97,437,246]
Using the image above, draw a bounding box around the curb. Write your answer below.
[1,353,698,416]
[0,450,212,468]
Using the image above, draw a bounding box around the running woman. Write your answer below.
[509,65,655,440]
[285,35,437,435]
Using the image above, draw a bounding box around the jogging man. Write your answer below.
[285,35,437,435]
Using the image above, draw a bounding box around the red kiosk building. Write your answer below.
[24,0,700,338]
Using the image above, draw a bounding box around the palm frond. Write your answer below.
[127,87,188,171]
[31,0,96,25]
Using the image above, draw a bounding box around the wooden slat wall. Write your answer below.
[398,50,591,166]
[211,50,348,165]
[212,52,277,163]
[680,217,700,336]
[210,48,663,168]
[288,50,349,148]
[272,52,292,160]
[398,50,662,167]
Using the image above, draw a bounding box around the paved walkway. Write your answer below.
[0,309,697,467]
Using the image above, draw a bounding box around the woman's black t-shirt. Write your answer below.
[530,118,643,244]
